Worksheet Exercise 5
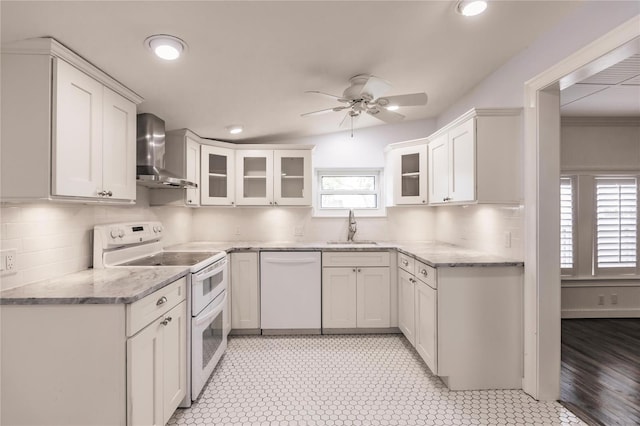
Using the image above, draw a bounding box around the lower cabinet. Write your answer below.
[322,252,391,330]
[397,269,416,346]
[230,252,260,330]
[0,277,187,426]
[414,280,437,375]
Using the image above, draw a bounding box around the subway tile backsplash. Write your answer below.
[0,193,523,292]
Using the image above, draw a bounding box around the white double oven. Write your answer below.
[93,221,228,406]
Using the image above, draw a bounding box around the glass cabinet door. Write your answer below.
[393,144,428,205]
[235,150,273,205]
[200,145,235,205]
[274,150,311,206]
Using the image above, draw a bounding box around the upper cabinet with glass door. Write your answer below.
[201,145,235,206]
[235,149,312,206]
[384,140,428,206]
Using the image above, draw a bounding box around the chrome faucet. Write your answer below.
[347,209,357,242]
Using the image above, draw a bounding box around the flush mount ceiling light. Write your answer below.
[226,125,244,135]
[145,35,186,60]
[456,0,488,16]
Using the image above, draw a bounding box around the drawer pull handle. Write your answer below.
[420,269,428,276]
[357,268,361,272]
[161,316,172,326]
[156,296,168,306]
[402,260,409,266]
[352,268,356,272]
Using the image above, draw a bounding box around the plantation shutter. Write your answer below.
[595,177,637,269]
[560,178,574,270]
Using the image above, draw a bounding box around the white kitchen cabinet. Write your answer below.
[231,252,260,330]
[1,276,186,426]
[201,145,236,206]
[274,150,312,206]
[428,108,521,205]
[397,269,416,346]
[414,279,437,375]
[322,251,391,330]
[236,149,312,206]
[150,130,202,207]
[1,38,142,202]
[322,267,358,328]
[391,143,429,205]
[127,300,187,426]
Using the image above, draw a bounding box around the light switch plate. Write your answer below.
[294,226,304,237]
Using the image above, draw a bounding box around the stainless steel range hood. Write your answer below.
[136,113,197,189]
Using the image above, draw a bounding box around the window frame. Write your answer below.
[314,168,386,217]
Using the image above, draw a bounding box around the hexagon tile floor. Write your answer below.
[168,335,585,426]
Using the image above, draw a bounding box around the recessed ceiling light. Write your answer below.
[386,105,400,111]
[227,125,244,135]
[456,0,487,17]
[145,35,186,60]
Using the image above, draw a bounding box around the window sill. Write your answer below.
[312,207,387,218]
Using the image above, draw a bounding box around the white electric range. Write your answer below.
[93,221,228,407]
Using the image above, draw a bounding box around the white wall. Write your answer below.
[0,188,192,291]
[436,2,640,127]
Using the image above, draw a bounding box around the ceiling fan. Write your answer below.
[301,74,428,127]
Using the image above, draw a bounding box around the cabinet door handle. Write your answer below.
[352,268,356,272]
[106,190,113,197]
[402,259,408,266]
[357,268,361,272]
[269,201,273,205]
[422,200,426,204]
[97,190,106,197]
[161,316,172,326]
[156,296,168,306]
[231,201,235,205]
[443,197,451,202]
[274,201,278,205]
[420,269,428,276]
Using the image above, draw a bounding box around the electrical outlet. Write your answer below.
[235,227,241,236]
[611,293,618,305]
[504,231,512,248]
[1,249,17,274]
[294,226,304,237]
[598,294,605,305]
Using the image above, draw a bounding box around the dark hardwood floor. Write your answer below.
[561,318,640,426]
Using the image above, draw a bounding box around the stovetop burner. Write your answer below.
[118,251,219,267]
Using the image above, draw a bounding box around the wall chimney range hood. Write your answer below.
[136,113,197,189]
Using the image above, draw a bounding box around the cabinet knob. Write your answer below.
[352,268,356,272]
[98,190,106,197]
[161,316,172,326]
[422,200,426,204]
[269,202,273,205]
[106,190,113,197]
[156,296,168,306]
[421,269,428,276]
[357,268,361,272]
[443,197,451,202]
[231,201,234,205]
[274,202,278,205]
[188,199,192,204]
[402,259,408,266]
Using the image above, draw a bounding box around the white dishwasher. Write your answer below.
[260,251,321,334]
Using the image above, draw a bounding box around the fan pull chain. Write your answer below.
[350,114,354,138]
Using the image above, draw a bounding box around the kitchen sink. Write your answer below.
[326,240,378,245]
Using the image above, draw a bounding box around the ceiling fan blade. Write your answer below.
[378,92,428,107]
[304,90,350,103]
[366,108,405,123]
[360,75,392,100]
[300,106,348,117]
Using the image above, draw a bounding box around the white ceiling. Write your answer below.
[1,1,582,142]
[561,52,640,117]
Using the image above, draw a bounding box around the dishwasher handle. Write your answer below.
[262,257,319,265]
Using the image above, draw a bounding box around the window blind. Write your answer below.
[560,178,574,269]
[595,177,637,269]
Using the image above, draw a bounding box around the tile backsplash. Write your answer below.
[0,192,523,292]
[0,188,192,291]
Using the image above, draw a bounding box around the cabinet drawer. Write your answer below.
[415,260,436,289]
[322,251,390,267]
[126,277,187,337]
[397,252,415,274]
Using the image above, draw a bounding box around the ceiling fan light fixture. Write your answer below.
[227,125,244,135]
[386,105,400,111]
[145,34,186,60]
[456,0,487,17]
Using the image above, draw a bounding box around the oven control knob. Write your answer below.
[118,229,125,238]
[110,229,118,239]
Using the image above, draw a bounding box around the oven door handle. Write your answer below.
[194,293,226,327]
[193,262,226,282]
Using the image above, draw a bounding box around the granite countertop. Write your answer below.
[0,267,188,305]
[166,240,523,267]
[1,240,522,306]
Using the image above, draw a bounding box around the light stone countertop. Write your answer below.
[0,240,522,306]
[0,266,188,305]
[166,240,523,268]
